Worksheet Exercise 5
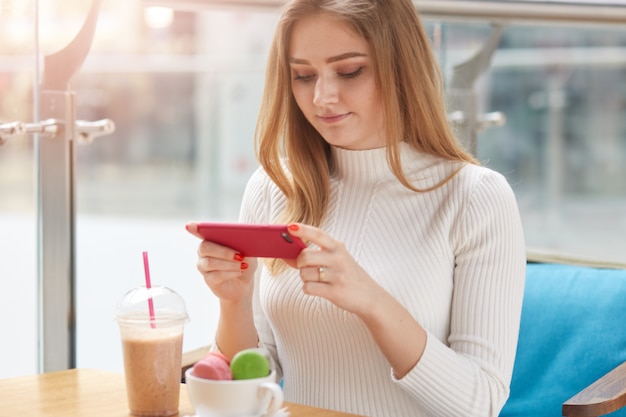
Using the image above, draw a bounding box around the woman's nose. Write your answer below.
[313,77,339,106]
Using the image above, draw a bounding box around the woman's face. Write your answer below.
[288,14,385,150]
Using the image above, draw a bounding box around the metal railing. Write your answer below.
[142,0,626,25]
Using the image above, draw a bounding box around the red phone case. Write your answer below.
[195,223,307,259]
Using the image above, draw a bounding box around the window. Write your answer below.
[1,0,624,377]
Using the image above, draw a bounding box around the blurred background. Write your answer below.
[1,0,625,378]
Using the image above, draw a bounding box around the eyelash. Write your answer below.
[293,66,364,82]
[293,73,314,82]
[341,66,363,79]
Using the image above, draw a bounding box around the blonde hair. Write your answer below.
[256,0,477,229]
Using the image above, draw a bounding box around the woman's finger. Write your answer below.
[197,255,245,274]
[302,264,338,288]
[287,223,336,251]
[185,222,203,239]
[299,265,326,283]
[198,240,245,263]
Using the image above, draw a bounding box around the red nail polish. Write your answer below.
[185,224,190,232]
[241,262,249,270]
[234,253,244,262]
[288,223,299,231]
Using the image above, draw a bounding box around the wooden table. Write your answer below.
[0,368,363,417]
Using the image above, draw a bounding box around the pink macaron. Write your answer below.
[192,351,233,380]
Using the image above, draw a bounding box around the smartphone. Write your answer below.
[195,222,307,259]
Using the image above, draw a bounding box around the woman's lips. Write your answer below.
[317,113,350,124]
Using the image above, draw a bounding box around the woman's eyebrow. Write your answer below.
[289,52,367,65]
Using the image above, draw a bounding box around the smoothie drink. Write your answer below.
[116,286,188,417]
[121,325,183,416]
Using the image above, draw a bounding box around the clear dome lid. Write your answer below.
[116,285,189,326]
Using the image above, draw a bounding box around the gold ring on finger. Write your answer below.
[318,266,326,282]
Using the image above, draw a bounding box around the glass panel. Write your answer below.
[0,1,37,378]
[73,3,626,371]
[74,3,278,372]
[433,20,626,264]
[3,0,624,377]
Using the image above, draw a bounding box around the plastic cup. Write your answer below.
[116,285,189,417]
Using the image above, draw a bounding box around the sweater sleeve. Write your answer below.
[394,169,526,417]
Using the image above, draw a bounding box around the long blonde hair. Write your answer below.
[255,0,477,229]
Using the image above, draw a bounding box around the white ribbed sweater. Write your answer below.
[238,143,526,417]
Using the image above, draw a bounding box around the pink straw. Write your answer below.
[143,251,156,328]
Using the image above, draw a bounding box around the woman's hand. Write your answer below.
[286,222,427,377]
[284,223,384,317]
[186,222,258,304]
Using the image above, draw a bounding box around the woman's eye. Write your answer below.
[339,66,363,79]
[293,73,315,82]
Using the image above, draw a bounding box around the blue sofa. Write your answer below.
[501,262,626,417]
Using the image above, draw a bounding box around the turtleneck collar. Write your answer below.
[331,142,439,185]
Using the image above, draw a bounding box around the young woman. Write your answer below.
[187,1,526,416]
